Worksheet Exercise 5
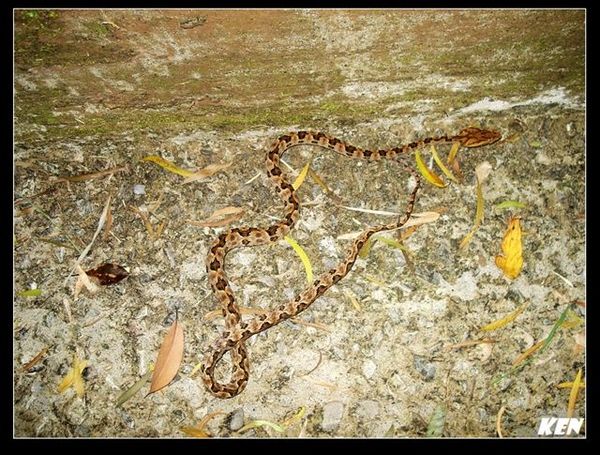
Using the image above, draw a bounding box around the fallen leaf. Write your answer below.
[55,165,128,182]
[567,368,583,418]
[447,141,460,165]
[430,145,458,183]
[149,317,184,394]
[458,163,491,250]
[116,366,154,407]
[85,263,129,286]
[426,404,446,437]
[182,162,232,184]
[512,339,545,366]
[142,156,196,178]
[284,236,313,284]
[495,200,527,210]
[189,206,245,228]
[558,381,586,389]
[238,420,285,433]
[495,216,524,279]
[181,411,226,438]
[74,264,100,299]
[18,288,42,297]
[496,406,507,438]
[58,355,88,397]
[292,162,311,190]
[63,195,112,287]
[102,200,113,241]
[481,302,529,331]
[21,346,49,372]
[415,149,446,188]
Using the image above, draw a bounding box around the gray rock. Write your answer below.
[413,355,436,381]
[229,408,244,431]
[321,401,344,431]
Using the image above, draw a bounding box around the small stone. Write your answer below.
[133,184,145,195]
[356,400,380,420]
[228,408,244,431]
[362,359,377,379]
[321,401,344,431]
[413,355,436,381]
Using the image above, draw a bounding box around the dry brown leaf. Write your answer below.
[181,411,226,438]
[85,263,129,286]
[102,200,113,241]
[74,264,100,299]
[149,317,184,394]
[55,165,128,183]
[182,162,232,184]
[21,346,49,372]
[496,406,507,438]
[189,206,245,228]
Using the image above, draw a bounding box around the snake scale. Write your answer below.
[201,127,501,398]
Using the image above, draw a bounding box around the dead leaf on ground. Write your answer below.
[181,411,226,438]
[182,162,232,184]
[85,263,129,286]
[58,355,88,397]
[189,206,245,227]
[148,316,184,395]
[74,264,100,299]
[21,346,49,372]
[495,216,524,279]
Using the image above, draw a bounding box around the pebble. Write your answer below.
[413,355,436,381]
[229,408,244,431]
[356,400,380,420]
[321,401,345,431]
[362,359,377,379]
[133,184,145,195]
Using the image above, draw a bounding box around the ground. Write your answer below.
[13,9,585,438]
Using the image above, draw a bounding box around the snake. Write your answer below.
[201,127,501,398]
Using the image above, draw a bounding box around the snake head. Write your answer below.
[453,127,502,148]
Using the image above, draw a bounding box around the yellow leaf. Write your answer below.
[447,142,460,165]
[558,381,586,389]
[495,217,523,279]
[181,411,225,438]
[495,200,526,210]
[430,145,458,183]
[149,318,184,394]
[238,420,286,433]
[459,174,485,250]
[141,156,196,177]
[281,407,306,427]
[512,339,544,366]
[18,289,42,297]
[284,236,313,284]
[58,355,88,397]
[292,162,311,190]
[481,302,528,332]
[415,149,446,188]
[567,368,583,418]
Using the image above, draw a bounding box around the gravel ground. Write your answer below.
[14,9,585,438]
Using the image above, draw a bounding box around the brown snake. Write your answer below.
[201,127,501,398]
